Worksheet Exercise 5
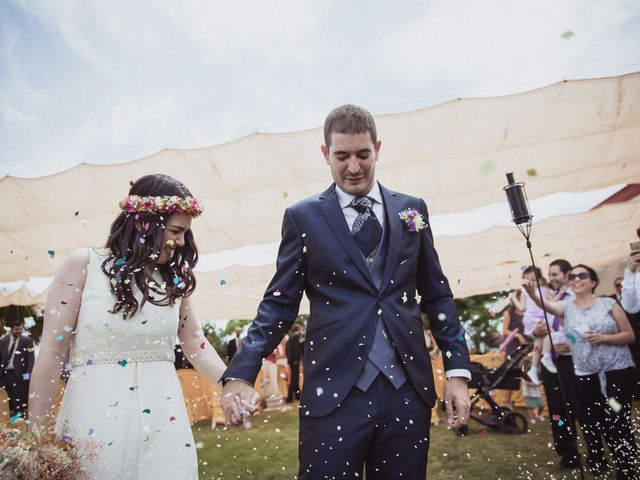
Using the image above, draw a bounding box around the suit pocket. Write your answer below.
[306,316,342,337]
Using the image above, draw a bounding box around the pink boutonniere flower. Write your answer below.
[399,208,426,232]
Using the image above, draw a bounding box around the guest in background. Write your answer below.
[0,319,35,417]
[525,264,638,478]
[501,289,526,356]
[620,246,640,399]
[226,326,243,363]
[523,378,545,424]
[285,324,304,403]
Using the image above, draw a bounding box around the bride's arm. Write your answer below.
[29,249,89,427]
[177,297,227,386]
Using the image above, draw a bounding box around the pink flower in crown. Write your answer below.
[399,208,426,232]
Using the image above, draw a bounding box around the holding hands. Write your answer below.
[221,380,260,428]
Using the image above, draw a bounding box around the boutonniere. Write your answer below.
[399,208,426,232]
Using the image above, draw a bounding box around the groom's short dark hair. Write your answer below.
[323,104,377,147]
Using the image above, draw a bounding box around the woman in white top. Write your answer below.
[524,264,637,479]
[29,174,256,480]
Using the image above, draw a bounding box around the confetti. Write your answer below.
[273,290,282,297]
[526,167,537,177]
[561,30,574,39]
[219,279,227,286]
[200,342,206,349]
[196,441,204,449]
[22,373,30,380]
[282,191,289,198]
[48,250,55,259]
[139,237,146,244]
[119,359,128,367]
[437,313,446,321]
[55,335,64,341]
[170,416,176,422]
[88,428,95,437]
[172,276,180,285]
[142,409,151,414]
[86,359,93,365]
[74,211,79,216]
[608,397,622,413]
[445,351,452,358]
[63,325,73,332]
[115,258,126,266]
[9,413,22,423]
[316,387,324,396]
[552,414,560,421]
[557,419,565,427]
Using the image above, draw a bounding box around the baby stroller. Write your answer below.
[467,344,533,434]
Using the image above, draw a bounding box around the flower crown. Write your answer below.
[119,195,204,217]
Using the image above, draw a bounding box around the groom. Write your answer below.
[222,104,471,479]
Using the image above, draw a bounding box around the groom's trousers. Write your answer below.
[298,374,431,479]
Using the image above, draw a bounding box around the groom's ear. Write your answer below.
[321,144,330,164]
[374,140,382,160]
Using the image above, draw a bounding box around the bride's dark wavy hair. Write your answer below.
[103,174,199,318]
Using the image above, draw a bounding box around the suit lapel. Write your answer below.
[319,185,376,290]
[380,185,402,294]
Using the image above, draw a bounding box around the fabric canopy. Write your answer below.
[189,196,639,320]
[1,72,639,319]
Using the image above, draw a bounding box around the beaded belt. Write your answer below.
[70,350,174,367]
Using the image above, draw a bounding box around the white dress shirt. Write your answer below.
[335,183,471,381]
[621,269,640,314]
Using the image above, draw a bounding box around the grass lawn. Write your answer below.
[193,402,640,479]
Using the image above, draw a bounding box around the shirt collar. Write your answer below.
[335,181,383,209]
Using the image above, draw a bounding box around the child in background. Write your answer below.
[523,380,545,424]
[511,266,550,385]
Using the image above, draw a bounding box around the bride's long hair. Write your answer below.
[102,174,199,319]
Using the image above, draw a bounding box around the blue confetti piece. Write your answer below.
[173,276,180,285]
[115,258,126,266]
[22,373,30,380]
[219,279,227,286]
[458,335,465,342]
[62,434,73,442]
[47,250,55,259]
[9,413,22,423]
[86,359,93,366]
[55,335,64,341]
[119,359,128,367]
[88,428,95,436]
[557,419,565,427]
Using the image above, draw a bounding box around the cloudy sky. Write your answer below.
[1,0,639,178]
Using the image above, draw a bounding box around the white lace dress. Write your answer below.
[55,249,198,480]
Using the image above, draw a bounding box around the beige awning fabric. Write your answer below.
[188,196,638,320]
[1,72,640,283]
[1,73,639,319]
[5,193,634,318]
[0,284,48,308]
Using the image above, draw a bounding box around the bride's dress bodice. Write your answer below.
[69,249,180,366]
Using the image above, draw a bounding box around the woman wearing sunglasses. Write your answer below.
[523,264,637,479]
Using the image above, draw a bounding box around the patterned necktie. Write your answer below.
[350,196,382,263]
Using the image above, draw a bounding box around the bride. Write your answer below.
[29,174,255,479]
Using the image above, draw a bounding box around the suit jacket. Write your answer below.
[224,183,470,417]
[0,334,35,377]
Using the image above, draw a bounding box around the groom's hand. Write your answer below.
[444,377,470,430]
[221,379,260,428]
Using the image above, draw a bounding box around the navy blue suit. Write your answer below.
[224,183,470,478]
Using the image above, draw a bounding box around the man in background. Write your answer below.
[285,324,304,403]
[0,319,35,417]
[226,326,243,362]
